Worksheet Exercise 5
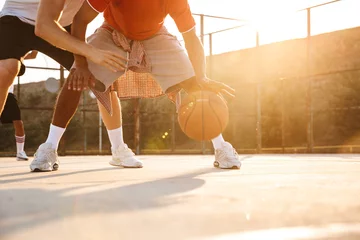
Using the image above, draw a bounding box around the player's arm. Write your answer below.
[35,0,93,57]
[66,0,100,91]
[182,28,235,98]
[35,0,126,72]
[172,0,235,98]
[68,0,129,90]
[69,1,99,68]
[182,29,206,81]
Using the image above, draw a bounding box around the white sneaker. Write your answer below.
[214,142,241,169]
[16,151,29,161]
[109,144,143,168]
[30,143,59,172]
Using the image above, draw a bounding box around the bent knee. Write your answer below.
[0,59,21,86]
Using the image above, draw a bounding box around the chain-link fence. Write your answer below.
[2,0,360,156]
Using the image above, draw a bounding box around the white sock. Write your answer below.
[15,135,25,153]
[45,124,66,150]
[107,127,125,149]
[211,134,225,150]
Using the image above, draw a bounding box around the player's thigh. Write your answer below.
[0,16,36,77]
[34,33,74,70]
[38,44,74,71]
[0,59,21,87]
[143,31,195,93]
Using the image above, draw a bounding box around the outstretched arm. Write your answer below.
[35,0,126,72]
[35,0,94,57]
[170,0,235,98]
[182,29,206,81]
[182,29,235,98]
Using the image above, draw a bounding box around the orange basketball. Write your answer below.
[178,91,229,141]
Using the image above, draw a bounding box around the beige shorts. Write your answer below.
[86,27,195,92]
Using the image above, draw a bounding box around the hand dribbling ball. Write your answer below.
[178,91,229,141]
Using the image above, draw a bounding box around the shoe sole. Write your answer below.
[31,163,59,172]
[213,161,241,170]
[17,158,28,161]
[109,161,143,168]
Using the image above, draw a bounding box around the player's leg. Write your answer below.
[29,25,83,171]
[0,60,21,115]
[0,92,28,160]
[0,16,34,114]
[29,82,83,171]
[144,29,240,169]
[97,91,142,168]
[9,92,28,160]
[0,16,34,161]
[30,24,129,171]
[13,120,28,161]
[86,27,142,167]
[28,25,80,171]
[30,25,139,171]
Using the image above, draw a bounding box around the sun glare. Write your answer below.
[2,0,359,83]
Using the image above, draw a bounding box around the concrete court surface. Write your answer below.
[1,154,360,240]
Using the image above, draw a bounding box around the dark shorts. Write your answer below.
[0,15,74,76]
[0,93,21,124]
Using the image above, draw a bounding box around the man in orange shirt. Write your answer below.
[33,0,241,169]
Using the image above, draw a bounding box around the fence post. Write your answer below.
[209,33,213,78]
[59,65,66,155]
[99,114,102,153]
[82,92,87,153]
[171,112,176,152]
[200,14,205,45]
[306,8,314,153]
[200,14,206,154]
[281,80,285,153]
[256,83,262,153]
[134,98,141,155]
[255,31,262,153]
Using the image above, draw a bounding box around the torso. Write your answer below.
[104,0,170,40]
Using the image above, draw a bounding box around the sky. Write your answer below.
[0,0,359,84]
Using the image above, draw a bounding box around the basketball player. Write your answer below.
[34,0,241,169]
[0,0,142,171]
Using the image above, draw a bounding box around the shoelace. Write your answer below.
[114,146,135,157]
[217,146,238,160]
[34,149,53,162]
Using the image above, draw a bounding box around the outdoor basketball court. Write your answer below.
[1,154,360,240]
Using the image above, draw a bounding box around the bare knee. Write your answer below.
[0,59,21,88]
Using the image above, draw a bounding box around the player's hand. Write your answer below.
[67,65,96,91]
[183,77,236,99]
[86,46,128,73]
